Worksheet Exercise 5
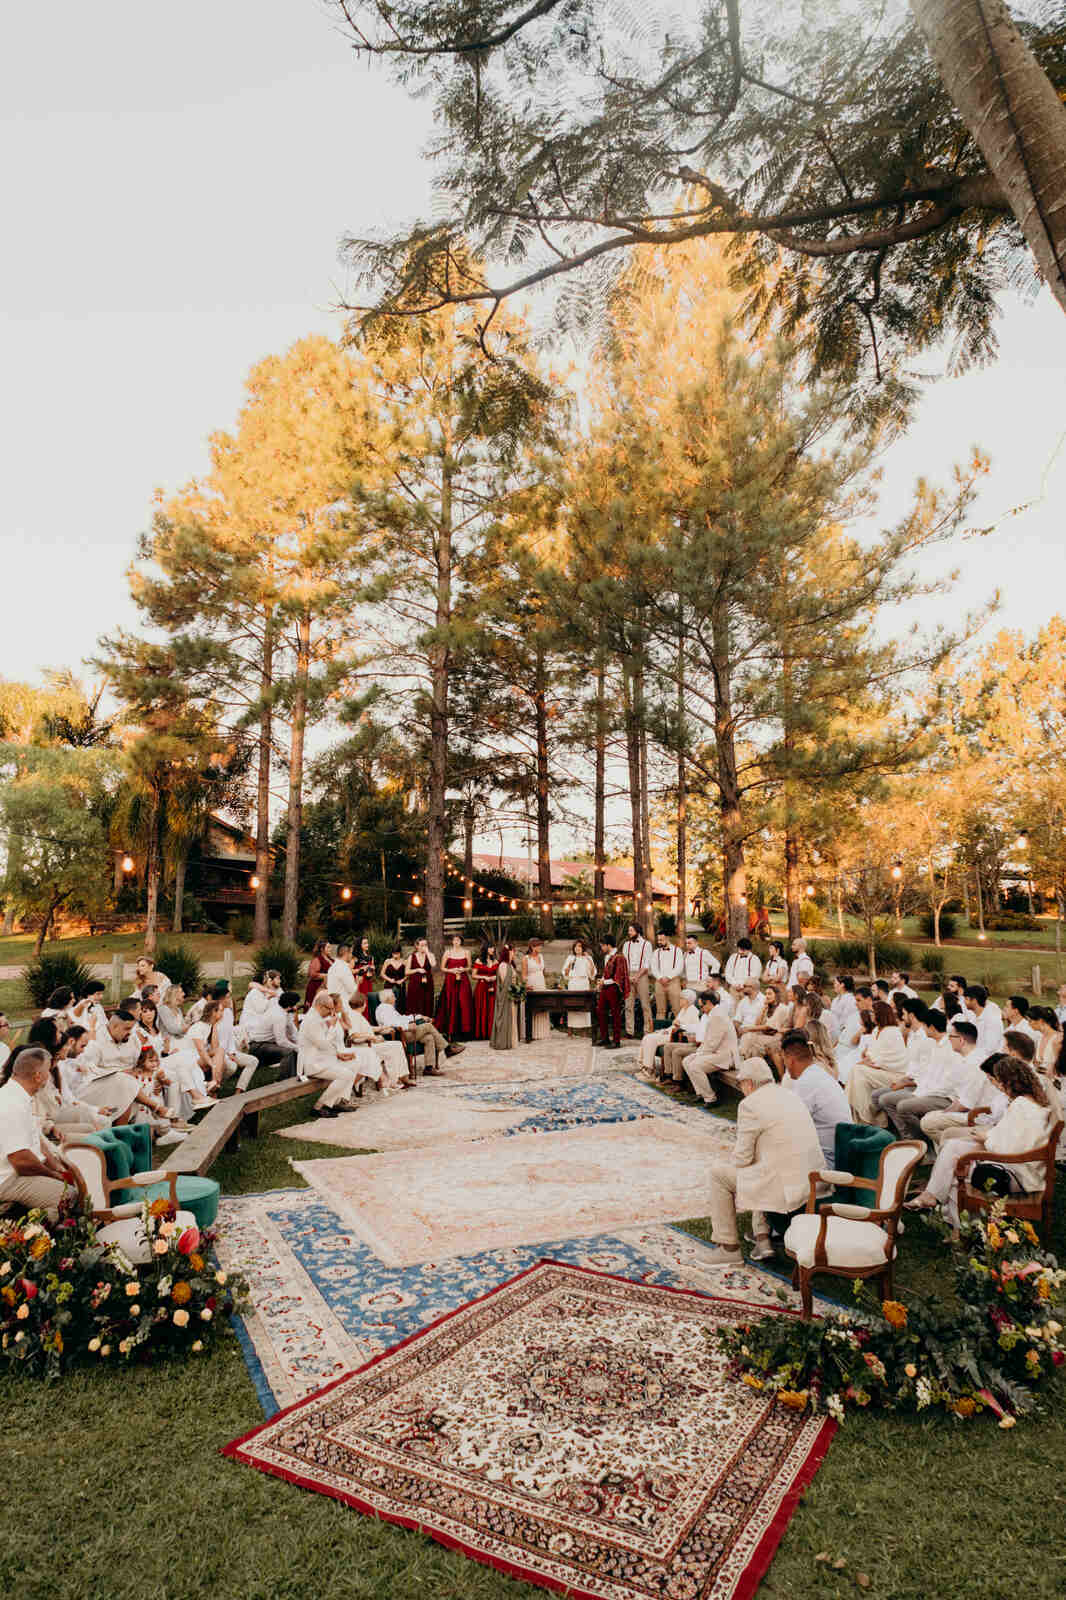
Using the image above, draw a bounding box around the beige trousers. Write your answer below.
[639,1032,667,1072]
[847,1064,899,1126]
[654,976,683,1023]
[919,1109,972,1145]
[708,1160,769,1248]
[306,1060,357,1109]
[662,1041,697,1082]
[412,1022,447,1068]
[0,1172,69,1217]
[624,972,652,1035]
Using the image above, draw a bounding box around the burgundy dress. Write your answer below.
[355,958,375,997]
[434,955,474,1037]
[406,953,436,1017]
[472,961,498,1040]
[304,954,328,1008]
[380,958,408,1011]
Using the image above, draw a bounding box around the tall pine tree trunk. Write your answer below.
[253,614,274,944]
[425,457,452,957]
[712,603,747,943]
[622,663,646,930]
[145,791,161,956]
[781,653,802,940]
[533,642,554,937]
[172,856,186,934]
[282,610,310,942]
[593,642,606,924]
[784,830,802,942]
[910,0,1066,317]
[634,631,654,936]
[675,626,687,934]
[462,798,475,897]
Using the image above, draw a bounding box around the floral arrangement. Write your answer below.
[716,1203,1065,1426]
[0,1195,250,1380]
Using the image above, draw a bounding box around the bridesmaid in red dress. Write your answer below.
[404,938,437,1017]
[472,943,499,1040]
[354,936,376,996]
[434,934,474,1038]
[304,941,330,1008]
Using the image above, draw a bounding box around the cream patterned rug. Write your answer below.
[224,1260,834,1600]
[290,1116,736,1267]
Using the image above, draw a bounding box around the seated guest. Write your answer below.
[241,979,299,1076]
[29,1024,110,1140]
[70,981,108,1038]
[738,980,790,1064]
[919,1021,1004,1146]
[660,992,713,1084]
[733,981,768,1055]
[132,955,172,999]
[211,984,259,1091]
[157,984,189,1042]
[638,989,700,1079]
[876,1008,960,1141]
[907,1054,1053,1221]
[375,989,460,1074]
[964,983,1005,1055]
[889,969,918,1001]
[705,1056,824,1263]
[129,1046,190,1145]
[239,971,282,1043]
[186,983,215,1025]
[296,991,365,1118]
[1003,995,1040,1049]
[1004,1029,1037,1067]
[675,993,739,1104]
[40,987,76,1027]
[780,1029,852,1163]
[0,1046,86,1217]
[707,972,736,1019]
[77,1009,163,1122]
[345,993,409,1091]
[831,977,865,1082]
[846,999,907,1125]
[1030,1006,1065,1081]
[803,994,839,1077]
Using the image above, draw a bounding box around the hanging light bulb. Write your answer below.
[250,874,260,890]
[341,886,352,901]
[891,861,903,881]
[463,898,472,911]
[412,894,422,907]
[805,883,815,898]
[121,854,134,874]
[510,899,517,910]
[541,902,550,913]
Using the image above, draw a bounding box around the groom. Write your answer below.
[595,938,630,1049]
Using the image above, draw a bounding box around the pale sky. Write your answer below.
[3,2,1065,736]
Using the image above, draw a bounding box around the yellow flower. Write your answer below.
[130,1304,140,1317]
[1,1286,15,1307]
[905,1364,917,1379]
[988,1224,1003,1250]
[1038,1279,1051,1300]
[189,1253,205,1272]
[191,1339,204,1352]
[740,1374,764,1392]
[53,1331,63,1354]
[1022,1223,1038,1245]
[776,1389,810,1411]
[170,1281,192,1306]
[954,1398,976,1418]
[29,1235,50,1259]
[882,1300,908,1329]
[16,1304,29,1321]
[125,1282,139,1297]
[148,1197,171,1218]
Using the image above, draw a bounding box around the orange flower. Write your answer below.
[740,1373,764,1391]
[0,1285,15,1307]
[29,1235,50,1260]
[1022,1223,1038,1245]
[1038,1279,1051,1300]
[882,1301,908,1329]
[148,1198,172,1219]
[171,1281,192,1306]
[954,1398,976,1418]
[776,1389,810,1411]
[189,1253,205,1272]
[987,1224,1003,1251]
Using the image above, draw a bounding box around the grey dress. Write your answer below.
[491,961,517,1050]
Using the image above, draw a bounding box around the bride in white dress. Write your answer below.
[562,939,596,1031]
[523,937,551,1041]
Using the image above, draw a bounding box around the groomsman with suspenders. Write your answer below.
[724,938,763,990]
[649,933,685,1023]
[683,934,719,995]
[621,923,653,1038]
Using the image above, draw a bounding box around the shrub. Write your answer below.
[295,922,322,953]
[21,952,96,1011]
[919,910,957,940]
[361,926,397,970]
[251,940,302,990]
[656,911,677,936]
[976,967,1007,995]
[919,949,946,977]
[811,938,913,975]
[507,913,539,942]
[153,943,204,998]
[228,913,255,945]
[983,912,1042,932]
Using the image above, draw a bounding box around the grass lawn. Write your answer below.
[0,929,259,968]
[2,1082,1065,1600]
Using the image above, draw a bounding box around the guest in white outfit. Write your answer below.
[1002,995,1040,1050]
[637,989,699,1077]
[346,993,409,1091]
[787,939,815,990]
[523,938,551,1042]
[296,992,364,1117]
[723,938,763,989]
[846,999,908,1124]
[708,973,736,1019]
[561,940,597,1030]
[964,984,1004,1056]
[780,1029,852,1164]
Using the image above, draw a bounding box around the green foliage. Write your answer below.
[0,1201,249,1379]
[361,927,396,972]
[0,744,113,947]
[250,941,302,991]
[152,943,203,999]
[295,922,322,953]
[920,911,958,940]
[813,938,913,973]
[227,914,254,945]
[717,1205,1065,1424]
[920,949,947,977]
[985,912,1043,932]
[506,913,539,942]
[656,911,677,936]
[21,952,95,1010]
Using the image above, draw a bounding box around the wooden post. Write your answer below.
[224,948,234,982]
[1032,964,1042,997]
[110,953,123,1004]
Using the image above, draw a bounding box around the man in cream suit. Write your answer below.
[676,994,739,1104]
[705,1057,823,1263]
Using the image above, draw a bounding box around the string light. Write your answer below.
[510,899,517,910]
[121,855,134,874]
[463,898,472,911]
[412,894,422,907]
[341,887,352,901]
[250,875,260,890]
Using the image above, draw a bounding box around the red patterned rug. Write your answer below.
[222,1261,833,1600]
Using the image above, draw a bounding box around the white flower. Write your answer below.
[130,1304,140,1317]
[157,1276,172,1297]
[191,1340,203,1352]
[0,1261,11,1277]
[200,1308,213,1322]
[159,1222,176,1240]
[22,1223,42,1240]
[215,1271,227,1286]
[915,1377,934,1410]
[88,1337,101,1352]
[100,1344,111,1357]
[826,1394,845,1423]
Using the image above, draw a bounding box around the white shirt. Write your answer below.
[216,1006,239,1056]
[621,937,652,977]
[831,994,863,1049]
[240,986,276,1041]
[79,1029,140,1080]
[683,947,720,985]
[973,1002,1005,1057]
[649,945,684,982]
[764,954,788,984]
[669,1003,702,1038]
[724,950,763,987]
[1005,1016,1040,1048]
[788,953,814,988]
[784,1065,852,1164]
[0,1078,45,1180]
[734,994,765,1031]
[890,984,918,1002]
[375,1002,415,1031]
[248,998,298,1051]
[914,1037,958,1097]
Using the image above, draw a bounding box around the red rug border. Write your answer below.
[221,1256,836,1599]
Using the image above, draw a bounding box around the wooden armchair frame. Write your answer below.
[954,1118,1062,1242]
[786,1140,924,1319]
[62,1142,179,1225]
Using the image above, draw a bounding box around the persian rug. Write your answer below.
[274,1074,709,1151]
[216,1189,800,1415]
[429,1035,635,1086]
[223,1260,834,1600]
[291,1115,736,1266]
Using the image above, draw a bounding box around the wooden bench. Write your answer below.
[159,1078,319,1177]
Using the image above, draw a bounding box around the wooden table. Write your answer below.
[524,988,597,1042]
